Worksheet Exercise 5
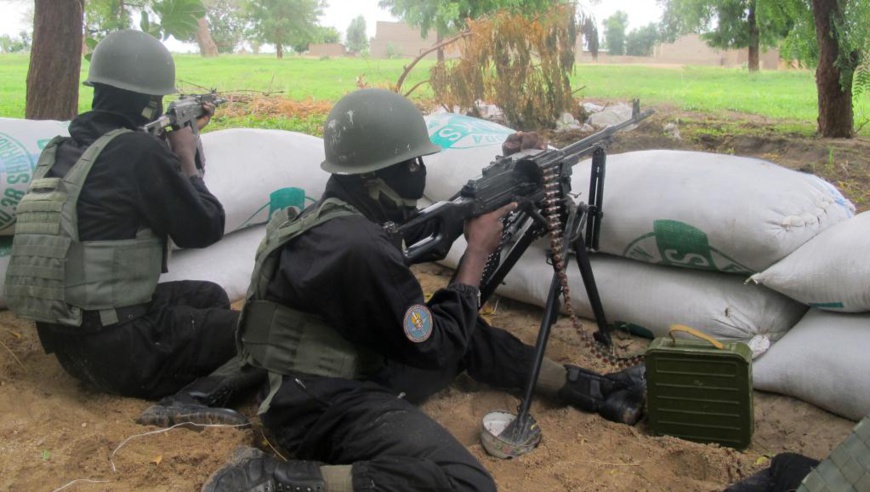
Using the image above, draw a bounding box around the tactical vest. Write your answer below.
[5,129,164,327]
[237,198,385,413]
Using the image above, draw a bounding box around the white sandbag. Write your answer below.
[753,309,870,421]
[749,211,870,312]
[201,129,329,234]
[423,112,515,201]
[439,239,805,353]
[571,150,855,274]
[160,225,264,302]
[0,236,13,308]
[0,118,70,235]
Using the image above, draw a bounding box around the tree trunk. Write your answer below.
[195,17,219,57]
[812,0,854,138]
[276,43,284,59]
[436,30,444,62]
[747,3,759,72]
[26,0,84,120]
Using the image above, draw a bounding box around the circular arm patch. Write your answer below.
[403,304,433,343]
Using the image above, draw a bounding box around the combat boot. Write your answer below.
[557,364,646,426]
[137,367,265,427]
[202,446,325,492]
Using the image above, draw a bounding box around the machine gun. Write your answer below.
[142,91,227,174]
[388,101,653,458]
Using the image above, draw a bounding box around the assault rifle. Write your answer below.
[142,90,227,174]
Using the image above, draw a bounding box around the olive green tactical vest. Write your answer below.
[237,198,385,413]
[5,129,164,327]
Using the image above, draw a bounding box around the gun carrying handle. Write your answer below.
[668,324,724,350]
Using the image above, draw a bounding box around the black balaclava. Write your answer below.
[325,157,427,225]
[91,83,163,126]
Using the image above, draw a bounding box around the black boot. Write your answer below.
[202,446,325,492]
[137,367,265,427]
[557,364,646,426]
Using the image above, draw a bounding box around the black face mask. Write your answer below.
[376,157,427,200]
[92,83,163,126]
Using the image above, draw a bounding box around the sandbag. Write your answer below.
[0,236,12,308]
[160,225,264,303]
[749,211,870,312]
[199,129,329,234]
[570,150,855,274]
[423,112,515,201]
[439,239,805,353]
[753,309,870,421]
[0,118,71,235]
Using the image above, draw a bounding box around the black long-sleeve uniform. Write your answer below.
[260,177,538,492]
[35,110,239,399]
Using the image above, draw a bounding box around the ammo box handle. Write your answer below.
[669,324,725,350]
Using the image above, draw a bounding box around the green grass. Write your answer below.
[2,53,869,136]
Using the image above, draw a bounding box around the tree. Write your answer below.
[378,0,557,60]
[26,0,84,120]
[657,0,790,72]
[625,23,660,56]
[244,0,325,59]
[291,25,339,53]
[603,10,628,55]
[28,0,206,120]
[778,0,870,138]
[204,0,248,53]
[0,32,31,53]
[429,3,579,130]
[346,15,367,53]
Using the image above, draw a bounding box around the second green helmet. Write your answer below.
[321,89,441,174]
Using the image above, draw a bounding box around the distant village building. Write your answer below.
[578,33,782,70]
[308,43,346,57]
[369,21,459,59]
[369,22,782,70]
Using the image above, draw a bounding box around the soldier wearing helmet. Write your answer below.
[5,30,260,428]
[202,89,645,492]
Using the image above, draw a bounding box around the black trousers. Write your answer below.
[36,280,239,399]
[261,318,537,492]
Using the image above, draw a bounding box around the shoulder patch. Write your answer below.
[403,304,433,343]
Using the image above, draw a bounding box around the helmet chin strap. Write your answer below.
[363,176,418,209]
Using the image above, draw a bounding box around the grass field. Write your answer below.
[1,53,869,136]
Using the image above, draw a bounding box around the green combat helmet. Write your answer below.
[321,88,441,175]
[84,29,177,96]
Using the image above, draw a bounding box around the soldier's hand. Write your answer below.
[196,102,216,131]
[502,131,547,156]
[464,202,517,257]
[166,126,199,177]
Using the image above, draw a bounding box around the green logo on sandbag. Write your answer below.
[0,133,35,231]
[623,220,752,274]
[427,114,513,150]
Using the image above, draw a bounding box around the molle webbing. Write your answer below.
[5,129,163,326]
[237,198,381,413]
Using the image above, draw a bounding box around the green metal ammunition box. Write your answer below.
[645,325,754,450]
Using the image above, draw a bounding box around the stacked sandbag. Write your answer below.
[570,150,856,274]
[753,309,870,421]
[0,118,71,235]
[199,129,329,234]
[749,210,870,312]
[748,210,870,420]
[440,237,806,354]
[160,225,265,302]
